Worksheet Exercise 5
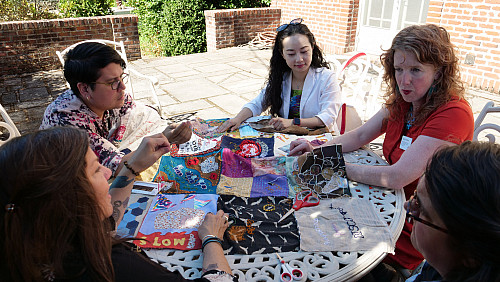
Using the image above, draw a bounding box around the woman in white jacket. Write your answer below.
[217,19,341,132]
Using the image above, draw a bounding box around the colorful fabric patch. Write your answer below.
[238,125,262,138]
[170,133,222,157]
[117,194,154,237]
[218,195,300,255]
[191,118,228,139]
[251,157,286,176]
[152,150,222,194]
[274,133,333,156]
[292,145,350,198]
[250,174,289,197]
[216,176,253,197]
[221,136,274,158]
[136,194,218,250]
[221,148,253,177]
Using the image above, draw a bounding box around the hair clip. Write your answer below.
[5,203,15,212]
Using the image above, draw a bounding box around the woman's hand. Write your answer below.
[163,121,192,145]
[288,138,314,156]
[270,117,293,131]
[217,118,243,133]
[128,133,171,173]
[198,210,230,240]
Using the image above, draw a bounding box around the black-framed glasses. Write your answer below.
[92,73,129,90]
[276,18,303,32]
[406,190,449,234]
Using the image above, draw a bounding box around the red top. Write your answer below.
[382,97,474,269]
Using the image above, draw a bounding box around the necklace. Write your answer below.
[405,105,415,130]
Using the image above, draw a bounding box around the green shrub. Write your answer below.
[126,0,270,57]
[59,0,113,18]
[0,0,59,21]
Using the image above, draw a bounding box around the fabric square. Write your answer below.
[251,156,286,176]
[216,175,253,197]
[191,118,228,139]
[221,136,274,158]
[274,133,333,156]
[221,148,253,177]
[292,145,351,198]
[295,198,394,252]
[217,195,300,255]
[250,174,289,198]
[117,194,154,237]
[135,194,218,250]
[152,150,222,194]
[170,133,222,157]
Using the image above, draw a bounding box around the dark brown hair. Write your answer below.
[0,127,114,281]
[380,24,466,125]
[263,23,329,117]
[425,141,500,281]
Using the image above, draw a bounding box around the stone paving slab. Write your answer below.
[1,46,499,145]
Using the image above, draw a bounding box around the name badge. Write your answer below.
[400,136,413,151]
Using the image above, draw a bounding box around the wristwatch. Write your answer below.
[293,118,301,126]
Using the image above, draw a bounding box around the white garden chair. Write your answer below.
[473,101,500,143]
[56,39,163,116]
[0,103,21,146]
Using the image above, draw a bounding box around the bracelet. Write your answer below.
[201,237,222,252]
[201,234,219,242]
[123,161,140,176]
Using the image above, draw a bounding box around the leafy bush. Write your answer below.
[126,0,270,57]
[59,0,114,18]
[0,0,58,21]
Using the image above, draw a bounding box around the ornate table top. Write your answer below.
[144,145,406,281]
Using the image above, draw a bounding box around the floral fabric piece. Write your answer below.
[221,136,274,158]
[136,194,218,250]
[191,118,228,139]
[217,195,300,255]
[251,157,286,176]
[152,150,222,194]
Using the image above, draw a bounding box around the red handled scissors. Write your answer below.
[276,253,304,282]
[278,189,320,223]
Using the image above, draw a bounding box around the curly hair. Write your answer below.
[425,141,500,281]
[263,23,329,117]
[380,24,466,125]
[0,127,114,281]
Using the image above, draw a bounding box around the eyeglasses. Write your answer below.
[92,73,129,90]
[276,18,303,32]
[406,190,449,234]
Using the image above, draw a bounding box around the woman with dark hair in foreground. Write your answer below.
[0,127,234,281]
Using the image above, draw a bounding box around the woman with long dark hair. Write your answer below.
[0,127,234,281]
[218,18,341,132]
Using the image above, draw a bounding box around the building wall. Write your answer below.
[0,15,141,76]
[204,8,281,52]
[270,0,359,54]
[427,0,499,92]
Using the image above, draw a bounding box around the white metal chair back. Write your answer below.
[0,103,21,146]
[473,101,500,143]
[56,39,163,116]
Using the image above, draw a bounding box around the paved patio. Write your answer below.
[1,46,499,141]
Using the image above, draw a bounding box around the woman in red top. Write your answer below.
[289,24,474,273]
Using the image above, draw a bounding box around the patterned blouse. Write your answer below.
[40,89,136,173]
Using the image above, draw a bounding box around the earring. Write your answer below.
[426,83,437,100]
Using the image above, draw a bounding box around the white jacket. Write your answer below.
[243,67,342,131]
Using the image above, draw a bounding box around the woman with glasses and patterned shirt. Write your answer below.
[40,42,191,176]
[289,24,474,278]
[217,18,342,133]
[405,141,500,281]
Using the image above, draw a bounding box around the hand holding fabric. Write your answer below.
[163,121,192,145]
[128,133,171,173]
[288,138,314,156]
[270,117,293,131]
[198,210,230,240]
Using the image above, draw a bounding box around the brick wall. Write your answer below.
[271,0,359,54]
[427,0,499,93]
[0,15,141,76]
[204,8,281,52]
